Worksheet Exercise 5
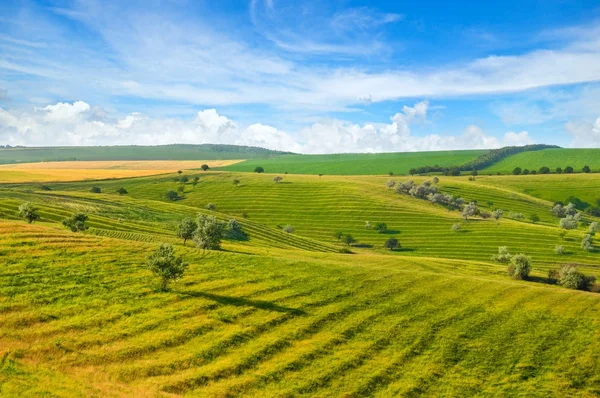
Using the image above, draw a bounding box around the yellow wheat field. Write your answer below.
[0,160,243,182]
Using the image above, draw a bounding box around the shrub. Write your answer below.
[555,167,562,174]
[201,164,209,171]
[384,237,400,250]
[492,246,512,263]
[177,170,182,175]
[193,215,225,250]
[508,212,524,220]
[339,248,354,254]
[254,166,264,173]
[283,224,295,233]
[480,211,491,219]
[206,203,216,211]
[555,264,596,290]
[374,222,388,233]
[581,234,594,252]
[396,180,415,194]
[432,177,439,184]
[180,175,189,183]
[90,187,101,193]
[146,243,188,291]
[177,218,197,245]
[554,245,565,255]
[227,219,246,240]
[62,213,88,232]
[40,185,52,191]
[18,202,40,224]
[177,185,185,193]
[451,223,461,232]
[507,254,531,280]
[166,190,179,201]
[365,221,372,230]
[192,176,200,186]
[522,169,530,175]
[117,187,128,195]
[334,231,344,240]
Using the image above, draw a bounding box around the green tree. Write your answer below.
[555,167,562,174]
[177,170,182,174]
[117,187,128,195]
[529,214,540,224]
[343,234,356,246]
[461,202,479,220]
[555,264,596,290]
[166,190,179,201]
[180,175,189,183]
[581,234,594,252]
[62,213,88,232]
[334,231,344,240]
[146,244,188,291]
[233,179,240,186]
[254,166,264,173]
[507,254,531,280]
[582,165,591,173]
[201,164,210,171]
[193,215,225,250]
[564,166,574,174]
[177,218,197,246]
[386,179,396,189]
[384,237,400,250]
[512,167,522,175]
[492,209,504,222]
[18,202,40,223]
[90,186,101,193]
[192,176,200,186]
[374,222,388,233]
[273,176,283,183]
[538,166,550,174]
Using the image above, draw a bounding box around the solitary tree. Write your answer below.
[388,171,394,176]
[343,234,356,246]
[62,213,88,232]
[374,222,388,233]
[384,237,400,251]
[90,186,101,193]
[507,254,531,280]
[461,202,479,220]
[177,218,197,245]
[582,165,591,173]
[201,164,210,171]
[117,187,128,195]
[18,202,40,224]
[273,176,283,183]
[193,215,225,249]
[146,243,188,291]
[233,179,240,187]
[254,166,265,173]
[166,190,179,201]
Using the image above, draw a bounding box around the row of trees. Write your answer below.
[176,215,245,248]
[89,186,127,195]
[513,165,592,175]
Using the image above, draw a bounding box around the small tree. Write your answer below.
[461,202,479,220]
[227,219,246,240]
[206,203,216,211]
[334,231,344,240]
[374,222,388,233]
[343,234,356,246]
[589,222,599,235]
[18,202,40,224]
[582,165,591,173]
[180,175,189,183]
[365,221,372,230]
[554,245,565,255]
[556,264,596,290]
[283,224,294,233]
[432,176,439,184]
[388,171,394,176]
[192,176,200,186]
[559,215,578,230]
[507,254,531,280]
[492,246,512,263]
[480,211,491,219]
[451,223,461,232]
[254,166,264,173]
[166,190,179,201]
[539,166,550,174]
[512,167,522,175]
[522,169,530,175]
[409,168,417,176]
[193,215,225,250]
[117,187,128,195]
[201,164,210,171]
[233,179,240,187]
[555,167,563,174]
[581,234,594,252]
[177,218,197,246]
[177,185,185,193]
[386,179,396,189]
[146,243,188,291]
[384,237,400,251]
[177,170,183,175]
[492,209,504,222]
[273,176,283,183]
[529,214,540,224]
[62,213,88,232]
[564,166,574,174]
[90,186,101,193]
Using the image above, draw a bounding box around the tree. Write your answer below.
[555,167,563,174]
[589,222,599,235]
[146,244,188,291]
[233,179,240,187]
[409,168,417,176]
[273,176,283,183]
[180,175,189,183]
[62,213,88,232]
[554,245,565,255]
[227,219,246,240]
[471,169,478,177]
[461,202,479,220]
[177,170,182,175]
[364,221,372,230]
[192,176,200,186]
[254,166,264,173]
[201,164,210,171]
[206,203,216,210]
[374,222,388,233]
[334,231,344,240]
[386,179,396,189]
[193,215,225,249]
[538,166,550,174]
[451,223,461,232]
[283,224,294,233]
[388,171,394,176]
[177,218,197,246]
[507,254,531,280]
[166,190,179,201]
[384,237,400,251]
[529,214,540,224]
[508,212,524,220]
[492,246,512,263]
[582,165,591,173]
[18,202,40,223]
[581,234,594,252]
[432,176,439,184]
[560,215,579,230]
[564,166,574,174]
[117,187,128,195]
[343,234,356,246]
[522,169,530,175]
[177,185,185,193]
[512,167,522,175]
[90,186,101,193]
[492,209,504,222]
[555,264,596,290]
[396,180,415,194]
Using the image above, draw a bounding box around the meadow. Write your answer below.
[1,166,600,397]
[482,148,600,174]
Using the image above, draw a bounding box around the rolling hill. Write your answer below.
[482,148,600,174]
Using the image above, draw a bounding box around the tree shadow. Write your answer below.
[352,243,373,248]
[396,247,416,252]
[178,291,306,315]
[381,230,400,235]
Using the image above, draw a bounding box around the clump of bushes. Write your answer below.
[548,265,596,291]
[374,222,387,233]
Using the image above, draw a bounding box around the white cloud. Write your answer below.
[0,100,537,153]
[565,117,600,148]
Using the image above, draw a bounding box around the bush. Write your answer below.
[62,213,88,232]
[339,248,354,254]
[206,203,216,211]
[461,202,479,220]
[146,243,188,291]
[117,187,128,195]
[334,231,344,240]
[555,167,562,174]
[254,166,264,173]
[374,222,388,233]
[233,179,240,186]
[589,222,599,234]
[180,175,189,183]
[192,176,200,186]
[508,212,524,220]
[522,169,530,175]
[492,209,504,222]
[384,237,400,250]
[193,215,225,250]
[451,223,461,232]
[18,202,40,224]
[480,211,491,219]
[492,246,512,263]
[554,245,565,255]
[40,185,52,191]
[555,264,596,290]
[283,224,294,233]
[364,221,372,230]
[507,254,531,280]
[432,177,439,184]
[90,187,101,193]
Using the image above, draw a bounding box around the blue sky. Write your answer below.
[1,0,600,152]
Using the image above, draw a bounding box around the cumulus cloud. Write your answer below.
[565,117,600,148]
[0,100,536,153]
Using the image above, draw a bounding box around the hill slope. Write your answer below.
[483,148,600,174]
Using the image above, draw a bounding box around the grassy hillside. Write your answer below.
[1,170,600,396]
[217,150,486,176]
[0,144,288,164]
[483,148,600,174]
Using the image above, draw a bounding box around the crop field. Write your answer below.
[1,166,600,397]
[217,150,486,175]
[482,148,600,174]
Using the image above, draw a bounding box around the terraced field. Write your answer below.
[1,169,600,397]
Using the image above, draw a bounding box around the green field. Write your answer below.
[0,144,289,164]
[483,148,600,174]
[217,150,487,176]
[1,169,600,396]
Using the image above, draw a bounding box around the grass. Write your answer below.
[1,167,600,396]
[217,150,486,176]
[483,148,600,174]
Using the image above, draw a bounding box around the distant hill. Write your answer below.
[0,144,292,164]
